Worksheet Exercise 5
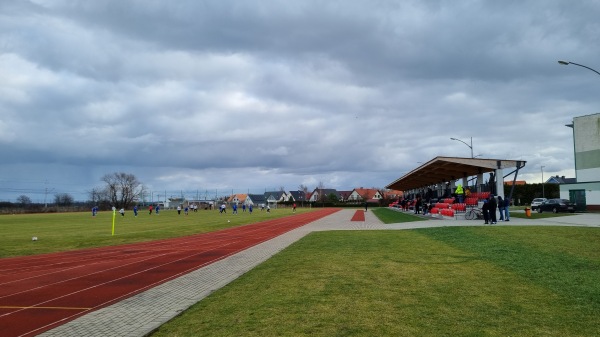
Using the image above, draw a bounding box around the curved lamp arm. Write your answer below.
[558,60,600,76]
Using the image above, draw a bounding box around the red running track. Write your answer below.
[0,208,340,337]
[351,210,365,221]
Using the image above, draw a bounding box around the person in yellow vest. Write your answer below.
[455,184,464,203]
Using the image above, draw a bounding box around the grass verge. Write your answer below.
[151,227,600,337]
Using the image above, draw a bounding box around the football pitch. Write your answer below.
[0,206,314,258]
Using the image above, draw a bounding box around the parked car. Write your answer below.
[530,198,547,211]
[536,198,576,213]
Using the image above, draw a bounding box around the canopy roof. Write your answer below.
[386,156,526,191]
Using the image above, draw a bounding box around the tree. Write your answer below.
[16,195,32,206]
[101,172,142,209]
[54,193,74,206]
[317,181,326,204]
[298,184,308,194]
[88,187,103,205]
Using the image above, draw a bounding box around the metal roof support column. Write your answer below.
[495,161,505,199]
[477,173,484,193]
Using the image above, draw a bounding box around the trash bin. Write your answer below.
[525,207,531,217]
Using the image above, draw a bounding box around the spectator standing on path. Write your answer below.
[503,197,511,221]
[482,199,490,224]
[497,196,505,221]
[364,202,368,211]
[488,195,497,224]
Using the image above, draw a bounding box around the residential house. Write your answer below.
[337,190,352,202]
[308,188,339,202]
[546,175,576,184]
[264,191,289,203]
[348,188,383,202]
[288,190,306,203]
[227,194,248,205]
[382,189,403,200]
[247,194,267,207]
[166,197,185,209]
[504,180,527,186]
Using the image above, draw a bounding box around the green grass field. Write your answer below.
[0,207,315,258]
[3,207,599,336]
[151,226,600,337]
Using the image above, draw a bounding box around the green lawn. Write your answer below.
[151,226,600,337]
[4,207,599,336]
[372,207,428,223]
[0,207,314,258]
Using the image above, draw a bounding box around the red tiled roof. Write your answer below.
[504,180,526,185]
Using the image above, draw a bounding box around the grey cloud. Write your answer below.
[1,0,598,201]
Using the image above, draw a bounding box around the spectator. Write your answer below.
[488,195,497,224]
[455,184,464,203]
[497,196,505,221]
[482,199,490,224]
[503,197,511,221]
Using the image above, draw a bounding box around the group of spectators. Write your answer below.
[481,195,510,224]
[395,187,511,223]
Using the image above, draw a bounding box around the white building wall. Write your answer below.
[563,113,600,210]
[577,168,600,183]
[560,182,600,206]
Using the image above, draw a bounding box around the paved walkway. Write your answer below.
[40,209,600,337]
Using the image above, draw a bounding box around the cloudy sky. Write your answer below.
[1,0,599,202]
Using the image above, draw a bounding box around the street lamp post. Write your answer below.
[541,165,545,198]
[558,60,600,76]
[450,137,474,158]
